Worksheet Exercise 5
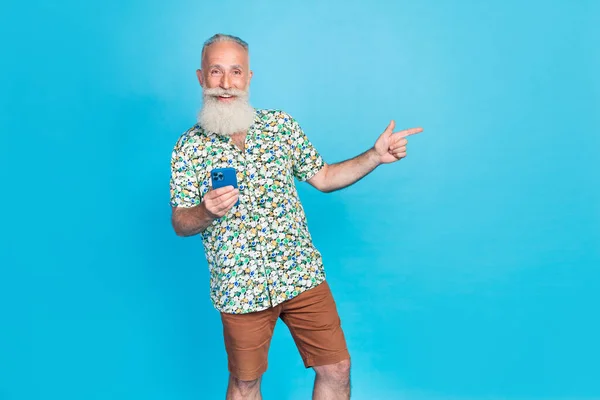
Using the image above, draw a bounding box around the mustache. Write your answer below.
[203,87,248,98]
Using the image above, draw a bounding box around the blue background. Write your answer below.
[2,0,599,399]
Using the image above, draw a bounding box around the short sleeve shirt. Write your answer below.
[170,109,327,314]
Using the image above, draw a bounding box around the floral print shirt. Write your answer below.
[170,109,327,314]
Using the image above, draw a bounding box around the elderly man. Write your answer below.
[170,33,422,400]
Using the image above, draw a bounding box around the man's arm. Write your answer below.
[171,186,239,236]
[307,149,380,193]
[172,204,214,237]
[307,121,423,193]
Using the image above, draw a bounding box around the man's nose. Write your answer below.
[220,73,230,90]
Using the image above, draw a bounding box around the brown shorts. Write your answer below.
[220,280,350,381]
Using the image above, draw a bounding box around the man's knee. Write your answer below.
[229,374,262,395]
[314,359,351,385]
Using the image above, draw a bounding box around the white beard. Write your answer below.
[197,87,256,136]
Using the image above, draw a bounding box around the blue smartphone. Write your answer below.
[210,167,239,206]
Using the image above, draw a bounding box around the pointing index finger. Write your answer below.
[395,127,424,138]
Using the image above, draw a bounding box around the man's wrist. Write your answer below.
[368,147,382,167]
[196,202,216,225]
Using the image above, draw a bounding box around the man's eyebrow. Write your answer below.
[207,64,244,70]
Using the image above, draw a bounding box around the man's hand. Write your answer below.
[201,185,239,219]
[171,185,239,237]
[373,120,423,164]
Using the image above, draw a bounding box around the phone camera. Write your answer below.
[213,172,224,181]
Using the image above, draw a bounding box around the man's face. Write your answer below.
[197,40,253,101]
[196,40,256,136]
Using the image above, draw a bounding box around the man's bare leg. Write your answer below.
[312,359,351,400]
[226,375,262,400]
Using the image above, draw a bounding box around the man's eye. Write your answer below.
[233,70,242,75]
[211,70,221,75]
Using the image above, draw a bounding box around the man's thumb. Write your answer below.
[385,120,395,136]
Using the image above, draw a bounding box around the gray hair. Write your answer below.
[201,33,249,63]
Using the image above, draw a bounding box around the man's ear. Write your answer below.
[196,69,203,86]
